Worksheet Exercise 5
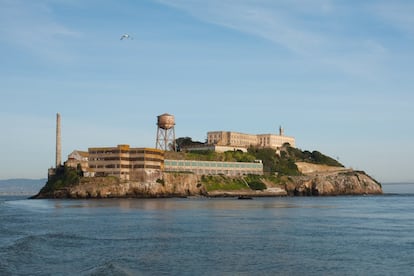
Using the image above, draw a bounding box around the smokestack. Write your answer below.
[56,113,62,168]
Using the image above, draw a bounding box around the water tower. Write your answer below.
[155,113,176,151]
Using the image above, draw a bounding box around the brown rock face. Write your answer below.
[285,171,382,196]
[33,169,382,199]
[127,173,206,197]
[38,172,206,199]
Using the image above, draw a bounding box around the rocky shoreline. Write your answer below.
[31,169,382,199]
[285,170,382,196]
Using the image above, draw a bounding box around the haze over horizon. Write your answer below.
[1,0,413,183]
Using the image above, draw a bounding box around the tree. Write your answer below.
[175,137,205,151]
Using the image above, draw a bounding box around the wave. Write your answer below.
[4,232,86,249]
[81,261,136,276]
[1,233,143,275]
[1,230,150,274]
[1,232,92,265]
[2,232,147,254]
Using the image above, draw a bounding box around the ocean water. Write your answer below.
[1,184,413,275]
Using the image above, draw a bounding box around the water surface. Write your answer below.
[1,184,413,275]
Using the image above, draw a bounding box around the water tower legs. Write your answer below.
[156,127,176,151]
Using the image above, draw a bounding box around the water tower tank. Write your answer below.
[157,113,175,130]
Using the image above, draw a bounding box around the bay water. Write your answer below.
[1,183,413,275]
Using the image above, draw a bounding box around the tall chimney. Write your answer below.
[56,113,62,168]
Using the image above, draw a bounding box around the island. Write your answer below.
[31,144,382,199]
[31,113,382,199]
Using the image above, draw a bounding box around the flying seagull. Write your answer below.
[120,34,133,40]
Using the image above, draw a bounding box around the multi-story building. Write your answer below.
[85,144,263,179]
[256,133,295,148]
[207,131,258,147]
[164,160,263,176]
[207,127,295,151]
[88,145,164,180]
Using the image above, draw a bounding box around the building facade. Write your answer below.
[207,128,295,150]
[88,145,164,180]
[181,144,248,153]
[65,144,265,181]
[164,160,263,176]
[256,134,295,148]
[66,150,89,170]
[207,131,257,147]
[85,144,263,179]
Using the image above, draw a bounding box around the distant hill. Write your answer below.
[0,179,46,195]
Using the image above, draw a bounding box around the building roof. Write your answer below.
[76,151,89,157]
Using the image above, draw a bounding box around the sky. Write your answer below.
[1,0,413,183]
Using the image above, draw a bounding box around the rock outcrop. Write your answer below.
[32,168,382,199]
[34,172,206,199]
[289,162,382,196]
[284,170,382,196]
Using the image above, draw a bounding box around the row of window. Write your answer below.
[90,157,163,162]
[94,171,130,177]
[90,165,162,169]
[164,160,262,169]
[89,150,164,156]
[89,150,130,155]
[92,164,131,169]
[165,168,262,176]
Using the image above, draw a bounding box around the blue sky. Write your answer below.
[1,0,413,182]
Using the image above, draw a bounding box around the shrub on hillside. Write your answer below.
[40,165,80,193]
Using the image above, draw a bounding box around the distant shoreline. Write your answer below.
[381,182,414,185]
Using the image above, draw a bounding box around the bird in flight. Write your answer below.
[120,34,133,40]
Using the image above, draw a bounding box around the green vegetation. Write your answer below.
[244,174,267,190]
[40,165,81,193]
[283,146,343,167]
[247,144,344,176]
[165,149,256,163]
[175,137,205,151]
[201,175,248,191]
[247,147,301,176]
[200,174,281,192]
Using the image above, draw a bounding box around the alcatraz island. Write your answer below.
[31,113,382,199]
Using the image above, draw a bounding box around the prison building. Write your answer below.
[256,134,295,148]
[207,131,258,148]
[180,144,249,153]
[207,129,295,150]
[88,145,164,180]
[164,160,263,176]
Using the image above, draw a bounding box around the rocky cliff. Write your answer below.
[284,170,382,196]
[34,172,205,199]
[32,168,382,199]
[289,162,382,195]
